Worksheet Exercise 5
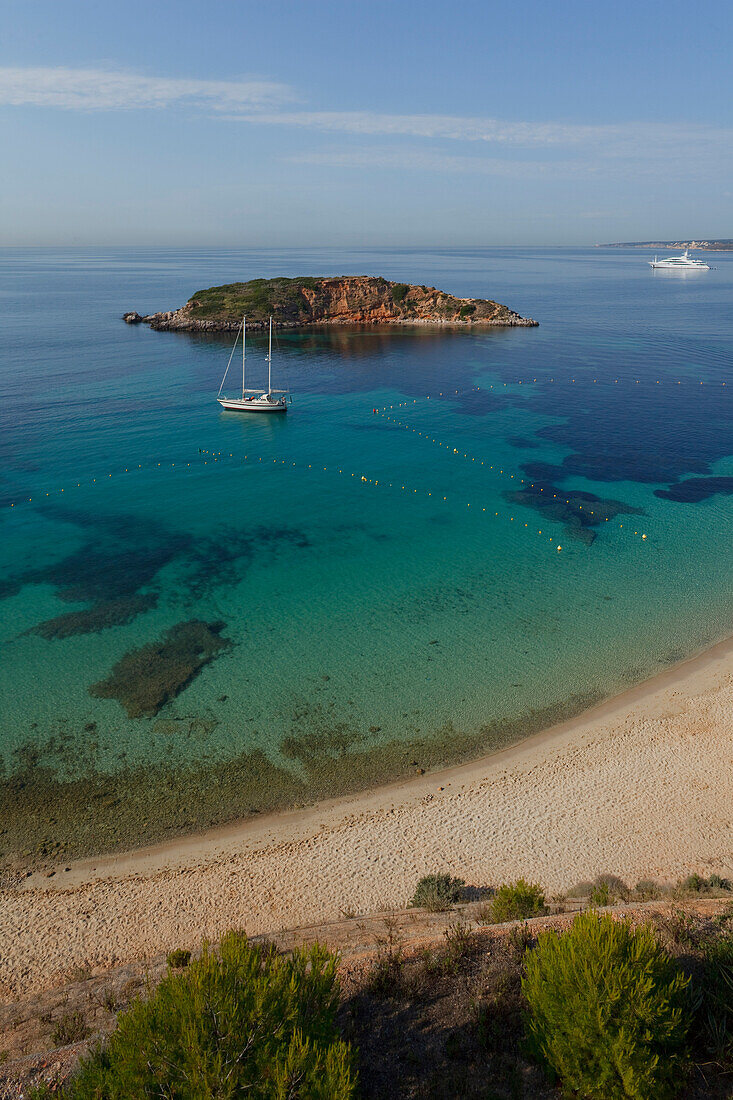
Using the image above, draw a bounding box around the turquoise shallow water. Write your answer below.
[0,247,731,856]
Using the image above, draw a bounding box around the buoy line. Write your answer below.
[375,373,730,413]
[373,412,649,543]
[5,453,223,510]
[196,449,650,554]
[6,445,650,552]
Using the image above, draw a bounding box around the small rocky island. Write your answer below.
[123,275,537,331]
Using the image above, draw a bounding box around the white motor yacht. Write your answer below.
[648,249,710,270]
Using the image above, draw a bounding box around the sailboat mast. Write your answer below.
[268,316,272,394]
[242,315,246,397]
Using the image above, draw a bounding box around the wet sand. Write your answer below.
[2,637,732,996]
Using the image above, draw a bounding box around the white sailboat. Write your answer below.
[217,316,291,413]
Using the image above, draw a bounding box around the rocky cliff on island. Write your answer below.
[123,275,537,332]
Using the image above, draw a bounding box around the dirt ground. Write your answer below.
[2,897,731,1099]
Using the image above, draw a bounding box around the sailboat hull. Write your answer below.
[217,397,287,413]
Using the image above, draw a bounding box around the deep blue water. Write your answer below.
[0,246,731,851]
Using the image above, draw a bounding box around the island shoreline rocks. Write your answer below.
[123,275,538,332]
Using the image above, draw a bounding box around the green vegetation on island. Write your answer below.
[189,275,323,322]
[123,275,537,331]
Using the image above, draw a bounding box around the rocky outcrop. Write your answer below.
[124,276,537,332]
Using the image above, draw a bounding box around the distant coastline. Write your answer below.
[123,275,538,332]
[598,239,733,250]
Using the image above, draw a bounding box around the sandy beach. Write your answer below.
[2,638,732,997]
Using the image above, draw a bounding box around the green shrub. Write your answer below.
[165,948,191,969]
[366,946,403,996]
[442,919,475,970]
[366,918,403,996]
[523,912,690,1099]
[61,932,356,1099]
[659,908,699,948]
[459,303,476,318]
[634,879,662,900]
[675,872,731,895]
[590,880,610,907]
[490,879,547,923]
[594,874,629,901]
[391,282,409,304]
[507,922,534,956]
[51,1011,88,1047]
[410,873,465,911]
[691,932,733,1065]
[567,880,594,898]
[681,873,707,894]
[680,872,730,894]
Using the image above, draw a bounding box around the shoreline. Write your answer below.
[2,630,731,995]
[23,630,733,891]
[131,315,538,333]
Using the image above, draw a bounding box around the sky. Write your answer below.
[1,0,731,246]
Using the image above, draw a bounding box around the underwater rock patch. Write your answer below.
[1,506,192,640]
[654,476,733,503]
[89,620,232,718]
[280,723,364,767]
[28,594,158,639]
[182,525,310,602]
[519,378,733,485]
[8,508,311,639]
[505,481,644,544]
[508,436,540,449]
[522,461,567,482]
[32,508,191,604]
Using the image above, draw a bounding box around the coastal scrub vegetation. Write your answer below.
[47,933,356,1099]
[690,931,733,1066]
[50,1011,88,1048]
[488,879,548,923]
[410,872,466,911]
[189,276,321,322]
[523,912,690,1099]
[165,948,191,969]
[343,904,733,1098]
[18,903,733,1099]
[565,872,731,905]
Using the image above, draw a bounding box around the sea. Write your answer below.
[1,246,732,862]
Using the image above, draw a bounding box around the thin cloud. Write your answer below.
[3,65,731,175]
[0,66,294,111]
[288,147,592,178]
[287,145,718,183]
[231,111,588,145]
[231,109,733,158]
